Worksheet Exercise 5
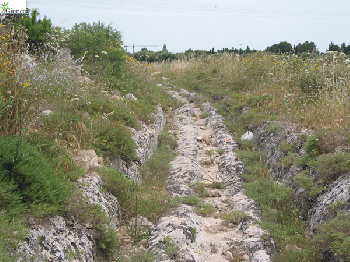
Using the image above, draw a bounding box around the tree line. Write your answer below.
[5,9,350,65]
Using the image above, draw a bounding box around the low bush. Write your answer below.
[0,136,71,215]
[313,211,350,261]
[94,120,137,159]
[293,171,322,198]
[310,152,350,182]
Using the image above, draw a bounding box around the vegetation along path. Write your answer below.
[147,88,274,261]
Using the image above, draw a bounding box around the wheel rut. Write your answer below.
[148,89,274,262]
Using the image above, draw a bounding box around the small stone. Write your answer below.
[241,131,253,141]
[137,238,148,248]
[200,157,212,166]
[42,110,53,116]
[203,181,213,186]
[225,251,234,261]
[210,244,219,253]
[208,189,221,197]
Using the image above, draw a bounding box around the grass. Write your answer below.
[221,210,248,225]
[181,195,215,216]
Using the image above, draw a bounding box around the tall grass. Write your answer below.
[154,52,350,133]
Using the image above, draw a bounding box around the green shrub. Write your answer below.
[244,179,293,209]
[80,97,138,129]
[0,136,71,215]
[266,124,279,132]
[98,167,137,219]
[28,133,85,181]
[310,152,350,181]
[293,171,322,197]
[94,120,137,159]
[236,150,266,179]
[280,152,298,169]
[314,211,350,261]
[15,9,52,54]
[0,210,28,261]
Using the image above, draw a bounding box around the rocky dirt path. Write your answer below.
[147,89,275,261]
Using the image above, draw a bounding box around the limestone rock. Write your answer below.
[78,173,121,229]
[15,216,95,261]
[75,150,101,172]
[241,131,253,141]
[125,93,138,102]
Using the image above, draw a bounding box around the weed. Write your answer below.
[221,210,248,225]
[236,150,267,180]
[181,195,215,216]
[98,167,137,220]
[163,236,179,259]
[260,232,270,242]
[158,132,178,151]
[248,94,273,108]
[199,112,210,119]
[266,124,279,132]
[212,181,225,189]
[327,200,347,214]
[215,148,224,155]
[118,249,158,262]
[192,182,208,197]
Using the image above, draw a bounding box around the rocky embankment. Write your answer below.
[148,89,274,261]
[252,123,350,235]
[15,79,349,261]
[15,106,166,261]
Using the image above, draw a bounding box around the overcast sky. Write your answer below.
[29,0,350,53]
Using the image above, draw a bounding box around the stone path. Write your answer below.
[148,89,274,261]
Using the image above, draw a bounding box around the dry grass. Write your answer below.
[154,52,350,134]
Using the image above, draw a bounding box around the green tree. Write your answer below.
[340,42,350,54]
[295,41,316,54]
[328,41,341,52]
[66,21,125,76]
[266,41,293,54]
[13,9,52,53]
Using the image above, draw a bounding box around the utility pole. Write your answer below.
[124,44,159,54]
